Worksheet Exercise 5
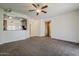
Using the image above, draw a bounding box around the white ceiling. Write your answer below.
[0,3,79,19]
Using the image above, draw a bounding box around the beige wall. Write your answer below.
[29,19,40,37]
[51,10,79,43]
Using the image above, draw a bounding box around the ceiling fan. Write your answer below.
[28,4,48,16]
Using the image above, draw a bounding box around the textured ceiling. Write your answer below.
[0,3,79,19]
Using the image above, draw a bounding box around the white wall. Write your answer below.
[40,19,45,36]
[0,8,79,44]
[1,31,27,44]
[29,19,40,37]
[40,19,52,37]
[0,8,29,44]
[0,7,42,44]
[0,8,3,44]
[40,10,79,43]
[51,10,79,43]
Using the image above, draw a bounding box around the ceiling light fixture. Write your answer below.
[28,4,48,16]
[9,16,12,19]
[36,9,41,13]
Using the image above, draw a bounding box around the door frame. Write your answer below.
[45,20,51,37]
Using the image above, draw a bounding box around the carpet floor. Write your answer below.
[0,36,79,56]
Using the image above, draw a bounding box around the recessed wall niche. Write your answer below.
[3,14,27,31]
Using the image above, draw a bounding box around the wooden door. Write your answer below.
[45,21,51,37]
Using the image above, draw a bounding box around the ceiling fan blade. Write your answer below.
[36,13,39,15]
[41,10,47,13]
[41,5,48,9]
[28,10,35,11]
[37,4,39,6]
[32,4,37,8]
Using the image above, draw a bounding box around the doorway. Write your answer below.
[45,21,51,37]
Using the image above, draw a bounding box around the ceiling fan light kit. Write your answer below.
[28,4,48,16]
